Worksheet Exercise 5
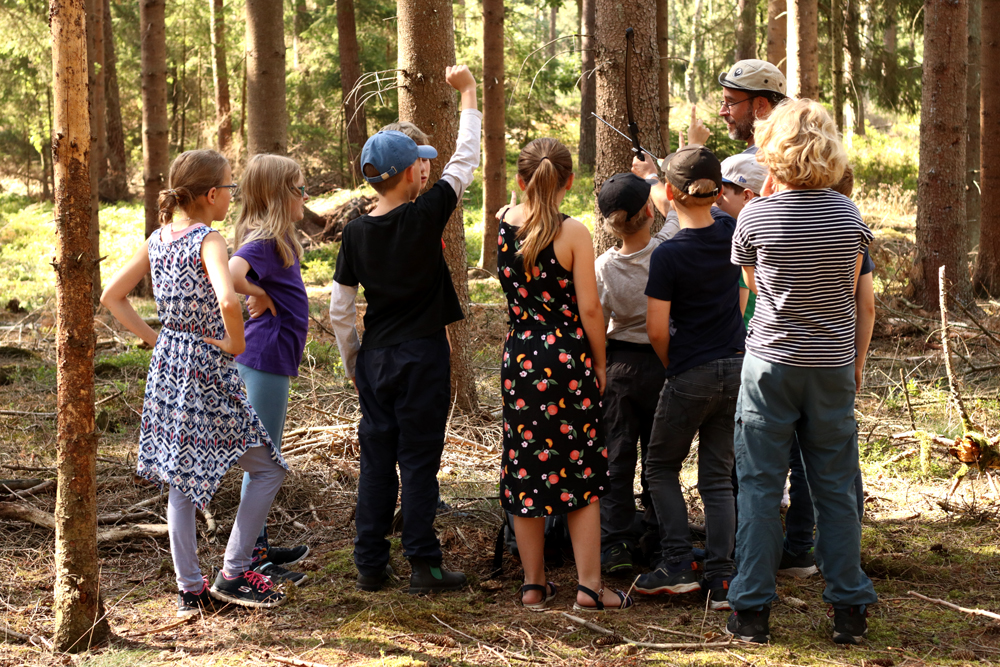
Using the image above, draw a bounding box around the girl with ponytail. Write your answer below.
[494,138,632,612]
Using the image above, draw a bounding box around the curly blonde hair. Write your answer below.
[754,98,847,189]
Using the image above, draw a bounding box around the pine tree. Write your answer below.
[337,0,367,181]
[788,0,819,98]
[140,0,168,243]
[480,0,506,273]
[211,0,233,153]
[247,0,288,155]
[974,0,1000,294]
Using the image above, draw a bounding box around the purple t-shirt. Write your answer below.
[233,239,309,377]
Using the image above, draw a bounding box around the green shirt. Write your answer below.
[739,273,755,330]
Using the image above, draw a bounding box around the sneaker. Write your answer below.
[702,576,732,611]
[210,569,286,608]
[254,544,309,567]
[777,549,818,578]
[176,577,220,618]
[254,560,309,587]
[831,605,868,645]
[724,605,771,643]
[601,543,633,576]
[635,560,701,595]
[407,559,467,594]
[357,564,397,592]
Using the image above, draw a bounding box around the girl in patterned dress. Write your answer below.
[101,150,289,616]
[495,138,632,612]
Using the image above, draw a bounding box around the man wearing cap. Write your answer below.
[631,146,745,609]
[718,59,787,154]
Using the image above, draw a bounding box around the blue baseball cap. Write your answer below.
[360,131,438,183]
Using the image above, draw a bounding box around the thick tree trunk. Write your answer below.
[967,0,982,250]
[911,0,970,309]
[594,0,661,253]
[246,0,288,156]
[50,0,109,652]
[397,0,478,412]
[578,0,597,169]
[85,0,104,302]
[845,0,865,135]
[211,0,233,154]
[974,0,999,294]
[337,0,367,182]
[736,0,757,61]
[141,0,169,241]
[657,0,670,151]
[479,0,505,273]
[292,0,307,69]
[767,0,787,73]
[788,0,819,99]
[685,0,703,103]
[881,0,898,103]
[549,5,558,58]
[831,0,845,133]
[101,0,129,201]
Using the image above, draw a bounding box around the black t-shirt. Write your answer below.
[645,208,746,376]
[333,181,465,350]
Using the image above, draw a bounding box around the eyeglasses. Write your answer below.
[719,97,755,112]
[295,185,308,197]
[217,184,239,192]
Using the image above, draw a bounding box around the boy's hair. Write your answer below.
[158,149,229,226]
[363,163,407,196]
[234,153,305,268]
[754,98,848,189]
[516,138,573,270]
[831,163,855,197]
[669,179,719,209]
[722,182,746,197]
[381,121,429,146]
[605,206,651,239]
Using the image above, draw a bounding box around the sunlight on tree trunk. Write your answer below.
[767,0,787,74]
[85,0,104,303]
[337,0,367,183]
[479,0,505,273]
[736,0,757,61]
[974,0,1000,295]
[101,0,128,201]
[788,0,819,99]
[845,0,865,135]
[247,0,288,156]
[685,0,703,104]
[141,0,168,243]
[831,0,845,134]
[578,0,596,170]
[657,0,670,151]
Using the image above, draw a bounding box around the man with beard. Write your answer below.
[718,60,787,154]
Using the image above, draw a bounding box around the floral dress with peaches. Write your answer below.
[497,216,607,518]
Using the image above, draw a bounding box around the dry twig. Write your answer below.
[908,591,1000,622]
[562,613,732,650]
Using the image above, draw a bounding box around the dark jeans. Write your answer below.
[599,346,662,549]
[645,355,743,581]
[353,330,451,576]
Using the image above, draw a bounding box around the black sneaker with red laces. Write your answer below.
[176,577,221,618]
[831,605,868,645]
[210,569,286,608]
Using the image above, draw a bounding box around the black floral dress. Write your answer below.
[497,216,607,518]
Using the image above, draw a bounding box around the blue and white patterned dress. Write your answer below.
[137,225,287,509]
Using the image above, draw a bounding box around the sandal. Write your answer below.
[519,581,557,611]
[572,584,634,612]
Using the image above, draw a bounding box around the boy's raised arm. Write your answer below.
[440,65,482,199]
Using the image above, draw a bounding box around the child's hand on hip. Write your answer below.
[446,65,476,93]
[247,293,277,319]
[203,334,245,356]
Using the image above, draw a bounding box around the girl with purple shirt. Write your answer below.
[228,154,311,585]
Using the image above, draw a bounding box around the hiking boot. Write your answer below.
[176,577,220,618]
[725,605,771,643]
[210,569,286,609]
[702,576,732,611]
[253,543,309,567]
[407,559,467,594]
[601,543,633,576]
[831,605,868,645]
[254,560,309,587]
[777,549,818,578]
[356,564,396,592]
[635,560,701,595]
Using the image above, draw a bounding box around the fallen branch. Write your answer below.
[128,616,194,637]
[891,431,955,447]
[0,503,167,542]
[908,591,1000,622]
[446,433,497,454]
[431,614,540,663]
[888,448,918,463]
[266,652,336,667]
[562,613,733,650]
[0,478,47,490]
[96,524,169,543]
[96,510,156,524]
[0,409,55,418]
[1,624,30,644]
[3,479,56,498]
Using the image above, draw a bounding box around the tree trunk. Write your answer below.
[831,0,845,133]
[211,0,233,154]
[974,0,999,294]
[967,0,982,250]
[881,0,898,104]
[578,0,597,169]
[141,0,169,241]
[246,0,288,156]
[85,0,104,303]
[736,0,757,61]
[50,0,110,651]
[549,5,558,57]
[911,0,970,309]
[337,0,367,182]
[101,0,129,201]
[845,0,865,135]
[594,0,661,254]
[788,0,819,99]
[479,0,505,273]
[767,0,787,73]
[292,0,307,69]
[685,0,703,104]
[397,0,478,412]
[657,0,670,151]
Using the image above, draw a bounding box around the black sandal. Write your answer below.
[572,584,634,612]
[519,581,557,611]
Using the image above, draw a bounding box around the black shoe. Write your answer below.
[601,543,633,576]
[210,569,286,608]
[725,605,771,643]
[778,549,818,578]
[176,577,220,618]
[254,560,309,586]
[254,544,309,567]
[635,560,701,595]
[356,564,396,592]
[702,576,732,611]
[831,605,868,645]
[408,559,467,594]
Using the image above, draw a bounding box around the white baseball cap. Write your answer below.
[721,153,768,195]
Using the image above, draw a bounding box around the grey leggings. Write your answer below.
[168,444,287,592]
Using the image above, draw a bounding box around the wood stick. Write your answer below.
[128,617,194,637]
[96,511,156,524]
[0,624,31,643]
[0,503,167,542]
[431,614,540,663]
[297,403,358,424]
[939,266,973,429]
[908,591,1000,622]
[265,652,337,667]
[642,624,705,640]
[891,431,955,447]
[888,448,918,463]
[562,613,732,650]
[446,433,497,454]
[6,479,56,498]
[0,478,46,490]
[96,524,169,543]
[900,368,916,430]
[0,409,55,418]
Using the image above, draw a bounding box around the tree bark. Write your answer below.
[657,0,670,151]
[397,0,478,412]
[788,0,819,99]
[101,0,129,201]
[736,0,757,61]
[911,0,970,309]
[967,0,982,250]
[845,0,865,135]
[85,0,104,303]
[685,0,704,103]
[211,0,233,154]
[549,5,558,58]
[767,0,787,73]
[594,0,661,254]
[337,0,367,182]
[141,0,169,242]
[831,0,845,133]
[479,0,505,273]
[974,0,999,294]
[881,0,898,104]
[246,0,288,156]
[578,0,596,169]
[50,0,109,651]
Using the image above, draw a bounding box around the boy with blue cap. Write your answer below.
[329,65,480,594]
